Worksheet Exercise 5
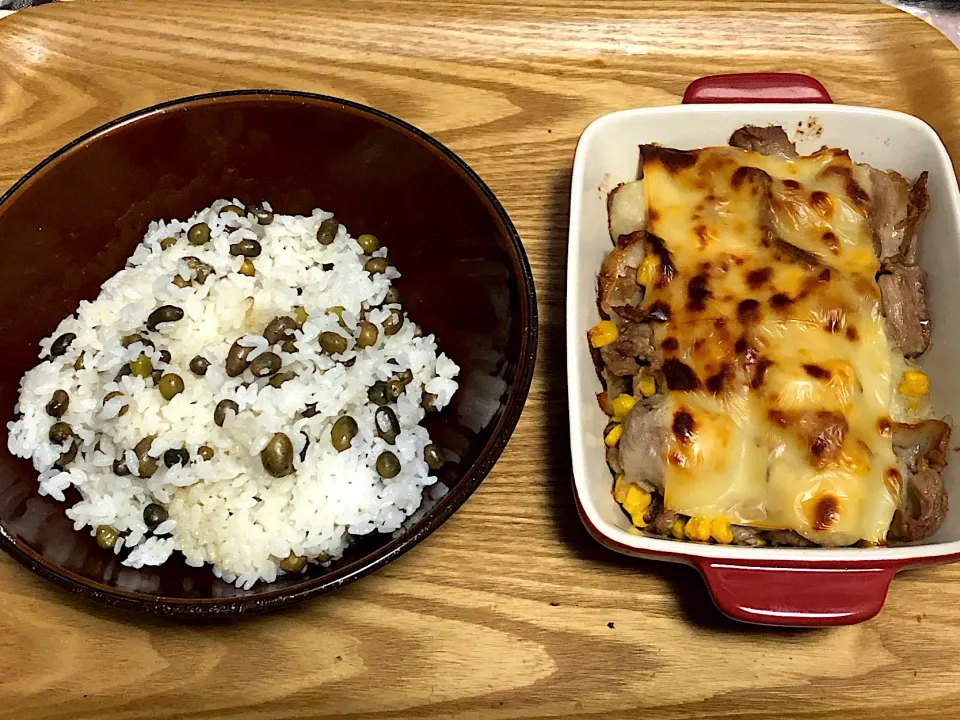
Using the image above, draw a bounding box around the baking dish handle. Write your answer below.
[694,559,898,626]
[683,73,833,104]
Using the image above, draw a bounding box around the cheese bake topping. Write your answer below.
[639,144,900,545]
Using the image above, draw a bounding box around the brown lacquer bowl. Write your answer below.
[0,91,537,617]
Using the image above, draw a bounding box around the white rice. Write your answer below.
[6,200,459,588]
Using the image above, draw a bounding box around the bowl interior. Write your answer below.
[568,104,960,561]
[0,91,536,613]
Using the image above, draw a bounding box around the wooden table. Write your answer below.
[2,1,960,717]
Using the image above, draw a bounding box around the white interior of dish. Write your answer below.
[567,104,960,562]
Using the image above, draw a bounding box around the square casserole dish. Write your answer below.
[566,73,960,626]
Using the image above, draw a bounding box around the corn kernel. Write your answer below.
[637,255,660,287]
[623,485,651,512]
[710,517,734,544]
[684,517,712,542]
[898,369,929,398]
[613,474,628,503]
[604,423,623,447]
[588,320,619,348]
[670,517,686,539]
[637,375,657,398]
[622,485,651,528]
[611,393,636,421]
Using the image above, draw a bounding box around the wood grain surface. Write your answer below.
[2,1,960,718]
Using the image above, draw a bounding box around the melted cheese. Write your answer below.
[641,144,899,545]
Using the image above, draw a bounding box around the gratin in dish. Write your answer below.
[590,125,952,548]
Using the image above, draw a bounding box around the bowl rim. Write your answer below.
[0,89,539,617]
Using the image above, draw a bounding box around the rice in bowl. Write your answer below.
[6,200,459,589]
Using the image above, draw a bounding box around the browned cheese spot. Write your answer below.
[812,494,841,532]
[767,409,789,429]
[770,293,793,311]
[672,410,696,444]
[646,300,671,323]
[687,274,712,312]
[737,298,762,324]
[803,363,832,380]
[810,190,834,219]
[734,337,748,354]
[877,416,892,437]
[783,179,801,190]
[846,178,870,209]
[661,337,679,352]
[818,163,852,182]
[752,357,774,390]
[662,359,701,391]
[845,326,859,341]
[645,234,677,287]
[823,308,844,334]
[885,467,903,496]
[746,267,773,289]
[822,230,840,254]
[730,165,767,190]
[706,364,731,394]
[693,224,712,249]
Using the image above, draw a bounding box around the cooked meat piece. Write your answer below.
[737,166,784,253]
[596,391,614,416]
[608,180,647,242]
[889,467,948,542]
[648,505,677,537]
[763,530,815,547]
[599,346,638,378]
[601,368,628,400]
[598,232,645,316]
[878,263,931,357]
[865,166,911,261]
[892,419,951,473]
[598,322,657,377]
[647,510,679,535]
[728,125,798,159]
[619,400,667,491]
[773,237,820,268]
[899,172,930,264]
[610,304,648,323]
[731,525,765,547]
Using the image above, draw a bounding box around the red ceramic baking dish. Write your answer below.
[0,90,538,616]
[567,73,960,626]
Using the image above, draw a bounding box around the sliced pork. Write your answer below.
[878,263,931,357]
[729,125,798,159]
